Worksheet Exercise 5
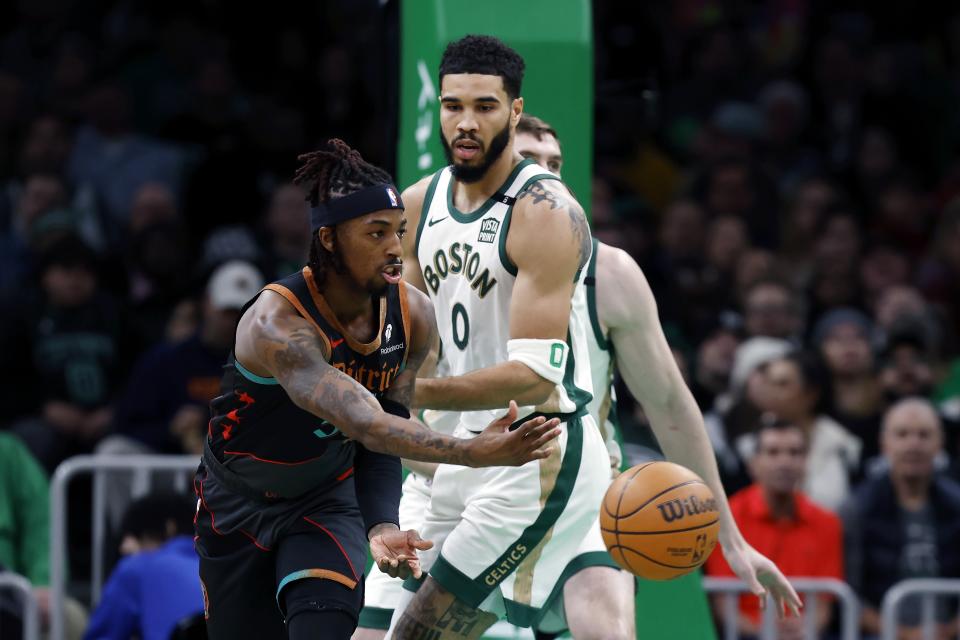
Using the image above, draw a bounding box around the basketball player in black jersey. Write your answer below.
[194,139,560,640]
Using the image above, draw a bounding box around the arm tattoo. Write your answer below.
[257,315,470,464]
[393,579,496,639]
[516,180,592,270]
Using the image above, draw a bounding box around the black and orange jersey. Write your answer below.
[206,266,412,500]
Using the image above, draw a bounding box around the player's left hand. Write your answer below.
[721,540,802,619]
[369,527,434,579]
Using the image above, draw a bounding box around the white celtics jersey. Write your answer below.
[581,238,623,468]
[415,159,594,434]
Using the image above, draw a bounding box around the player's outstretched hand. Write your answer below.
[370,527,434,579]
[467,400,561,467]
[722,541,803,619]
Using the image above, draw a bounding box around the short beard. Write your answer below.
[441,119,511,184]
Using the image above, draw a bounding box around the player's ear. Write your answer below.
[512,97,524,124]
[318,227,336,252]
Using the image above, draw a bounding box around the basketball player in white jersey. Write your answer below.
[354,113,631,639]
[515,113,636,639]
[386,35,801,639]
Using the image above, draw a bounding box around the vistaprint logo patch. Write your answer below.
[478,217,499,243]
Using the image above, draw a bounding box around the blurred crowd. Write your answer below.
[591,5,960,638]
[0,0,959,638]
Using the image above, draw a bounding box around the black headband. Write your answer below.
[311,184,404,230]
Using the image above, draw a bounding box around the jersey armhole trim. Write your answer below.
[497,173,563,277]
[234,359,279,385]
[262,283,333,359]
[585,238,611,351]
[398,280,412,368]
[414,170,444,259]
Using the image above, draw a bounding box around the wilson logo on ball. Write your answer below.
[656,495,718,523]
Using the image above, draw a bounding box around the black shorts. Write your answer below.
[194,465,368,639]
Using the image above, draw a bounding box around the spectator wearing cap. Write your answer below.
[704,336,793,493]
[101,260,265,458]
[879,326,936,404]
[1,234,130,471]
[841,398,960,639]
[742,351,862,512]
[96,261,263,527]
[83,493,203,640]
[814,307,885,461]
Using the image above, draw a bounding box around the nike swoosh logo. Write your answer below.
[427,216,448,227]
[330,338,345,349]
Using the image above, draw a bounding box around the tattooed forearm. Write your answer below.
[393,579,497,640]
[256,313,473,465]
[517,180,592,269]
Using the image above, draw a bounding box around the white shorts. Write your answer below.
[393,414,611,629]
[359,471,433,629]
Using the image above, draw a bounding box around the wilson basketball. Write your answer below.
[600,461,720,580]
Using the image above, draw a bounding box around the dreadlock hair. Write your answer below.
[439,35,525,100]
[293,139,394,289]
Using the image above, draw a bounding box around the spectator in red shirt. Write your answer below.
[707,416,844,638]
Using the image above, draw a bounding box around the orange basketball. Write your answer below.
[600,461,720,580]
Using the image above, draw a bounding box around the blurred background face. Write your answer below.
[874,286,927,330]
[820,323,873,376]
[756,358,816,421]
[860,246,910,302]
[202,299,242,349]
[744,283,795,338]
[42,263,96,307]
[706,216,749,271]
[793,179,835,221]
[696,329,739,391]
[129,183,177,234]
[16,174,66,231]
[882,403,942,481]
[707,164,754,216]
[267,183,310,252]
[744,363,771,407]
[880,344,934,399]
[514,131,563,175]
[816,215,861,271]
[750,426,807,495]
[19,116,71,174]
[659,200,705,258]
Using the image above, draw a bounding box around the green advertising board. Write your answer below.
[396,0,592,212]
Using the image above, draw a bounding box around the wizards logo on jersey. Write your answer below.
[423,242,498,298]
[331,356,402,394]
